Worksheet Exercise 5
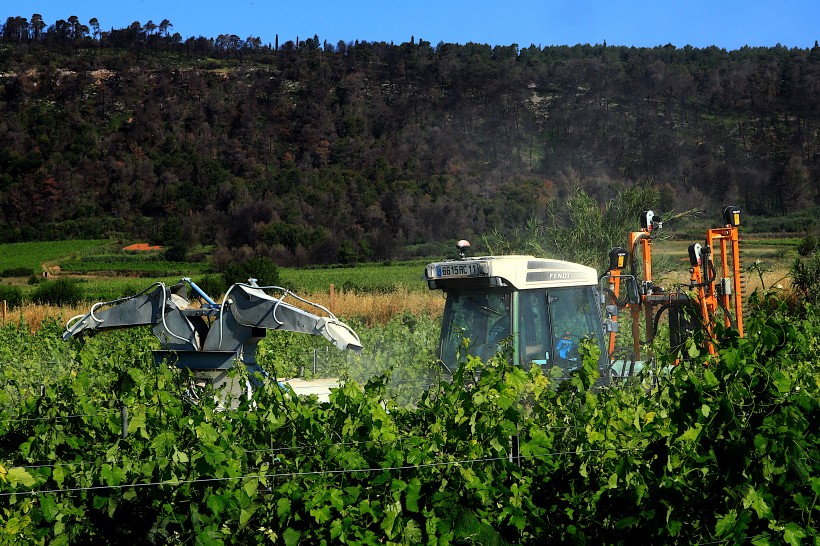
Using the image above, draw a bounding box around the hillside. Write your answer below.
[1,16,819,265]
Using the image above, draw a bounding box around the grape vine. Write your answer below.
[0,297,818,545]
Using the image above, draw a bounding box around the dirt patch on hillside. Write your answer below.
[123,243,163,252]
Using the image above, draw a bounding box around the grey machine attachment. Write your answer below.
[64,278,362,403]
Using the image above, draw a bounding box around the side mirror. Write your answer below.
[601,274,641,306]
[622,276,641,305]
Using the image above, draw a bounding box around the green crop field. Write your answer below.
[59,258,209,276]
[0,244,435,309]
[0,294,818,544]
[70,276,201,302]
[54,261,430,303]
[0,240,108,272]
[279,261,430,293]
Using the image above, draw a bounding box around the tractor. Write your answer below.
[425,206,745,380]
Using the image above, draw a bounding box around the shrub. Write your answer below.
[30,278,84,306]
[27,274,46,285]
[790,253,820,304]
[0,267,34,278]
[797,234,817,257]
[338,240,358,264]
[163,244,188,262]
[192,274,227,300]
[222,256,280,287]
[0,285,24,308]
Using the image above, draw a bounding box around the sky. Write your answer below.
[4,0,819,51]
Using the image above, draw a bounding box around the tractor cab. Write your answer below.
[425,243,607,376]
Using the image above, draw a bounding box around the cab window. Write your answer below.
[518,286,603,371]
[439,291,511,370]
[518,290,550,365]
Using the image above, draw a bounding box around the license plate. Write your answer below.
[437,263,481,277]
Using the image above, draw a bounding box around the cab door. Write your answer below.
[517,286,605,373]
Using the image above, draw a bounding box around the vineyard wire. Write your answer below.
[0,397,587,429]
[695,533,774,545]
[0,409,119,423]
[14,437,427,470]
[10,426,588,471]
[0,446,641,497]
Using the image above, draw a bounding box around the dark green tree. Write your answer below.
[222,256,281,287]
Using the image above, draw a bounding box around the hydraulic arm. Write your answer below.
[64,278,362,372]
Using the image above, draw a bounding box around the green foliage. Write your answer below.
[3,33,820,266]
[745,207,820,234]
[26,274,45,285]
[29,279,84,306]
[2,254,429,303]
[280,261,429,294]
[545,183,654,270]
[257,313,440,406]
[0,295,818,544]
[163,243,189,263]
[59,257,208,275]
[0,242,208,290]
[192,274,229,300]
[790,253,820,304]
[222,256,281,287]
[745,258,775,291]
[487,182,664,272]
[260,222,327,252]
[0,267,34,278]
[797,234,818,257]
[63,276,188,303]
[338,240,358,265]
[0,285,23,308]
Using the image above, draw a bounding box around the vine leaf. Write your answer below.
[282,528,301,546]
[742,486,773,519]
[406,478,421,513]
[783,522,806,546]
[6,467,35,488]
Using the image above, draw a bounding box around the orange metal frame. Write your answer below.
[689,226,744,353]
[606,214,744,361]
[605,225,655,360]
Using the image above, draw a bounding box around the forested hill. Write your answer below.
[2,16,820,265]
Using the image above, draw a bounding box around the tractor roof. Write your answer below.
[425,255,598,291]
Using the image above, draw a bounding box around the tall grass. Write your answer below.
[2,290,445,333]
[1,303,89,333]
[306,287,444,325]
